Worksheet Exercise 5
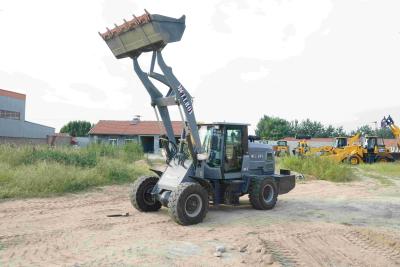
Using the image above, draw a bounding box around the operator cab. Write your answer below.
[277,140,288,147]
[334,137,348,148]
[198,123,249,174]
[363,136,385,153]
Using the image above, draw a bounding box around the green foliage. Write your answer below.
[256,115,293,140]
[0,144,148,199]
[256,116,350,140]
[351,125,375,136]
[60,120,93,137]
[279,156,354,182]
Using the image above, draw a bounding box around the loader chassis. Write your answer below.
[100,11,295,225]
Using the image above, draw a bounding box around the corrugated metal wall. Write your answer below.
[0,95,54,139]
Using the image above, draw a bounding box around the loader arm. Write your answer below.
[389,125,400,149]
[382,115,400,149]
[348,133,360,146]
[101,12,203,163]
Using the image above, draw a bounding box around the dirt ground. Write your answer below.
[1,174,400,267]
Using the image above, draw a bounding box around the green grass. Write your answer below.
[279,156,354,182]
[356,162,400,186]
[358,162,400,178]
[0,143,150,199]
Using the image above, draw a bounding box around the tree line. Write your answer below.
[59,117,394,140]
[256,115,394,140]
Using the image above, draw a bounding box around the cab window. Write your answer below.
[224,128,243,172]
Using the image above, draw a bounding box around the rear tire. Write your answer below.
[249,178,278,210]
[168,182,208,225]
[376,157,389,163]
[130,176,162,212]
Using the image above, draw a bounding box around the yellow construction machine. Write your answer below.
[314,133,361,156]
[273,140,290,157]
[327,135,393,165]
[382,115,400,150]
[293,138,312,156]
[293,134,360,157]
[381,115,400,160]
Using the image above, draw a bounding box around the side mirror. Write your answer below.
[197,153,209,161]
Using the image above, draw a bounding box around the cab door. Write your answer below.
[223,126,247,179]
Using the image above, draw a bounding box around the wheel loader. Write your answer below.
[313,133,361,156]
[100,11,296,225]
[327,135,393,164]
[273,140,290,157]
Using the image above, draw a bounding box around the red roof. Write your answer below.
[89,120,184,136]
[0,88,26,100]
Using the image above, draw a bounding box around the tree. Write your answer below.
[256,115,293,140]
[294,119,325,137]
[60,120,93,137]
[351,125,374,136]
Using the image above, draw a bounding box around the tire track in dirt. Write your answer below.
[255,226,400,267]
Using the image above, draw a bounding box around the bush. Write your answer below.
[279,156,354,182]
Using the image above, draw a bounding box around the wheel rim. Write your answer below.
[350,157,358,165]
[262,184,274,204]
[142,185,155,206]
[184,194,202,218]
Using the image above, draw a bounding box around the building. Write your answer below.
[0,89,55,144]
[89,119,183,153]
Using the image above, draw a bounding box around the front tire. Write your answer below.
[130,176,162,212]
[249,178,278,210]
[348,156,360,165]
[168,182,208,225]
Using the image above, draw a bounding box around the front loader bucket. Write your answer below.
[100,11,185,59]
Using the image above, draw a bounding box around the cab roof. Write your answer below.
[197,122,250,126]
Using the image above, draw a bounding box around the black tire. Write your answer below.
[249,178,278,210]
[376,157,390,163]
[130,176,162,212]
[168,182,208,225]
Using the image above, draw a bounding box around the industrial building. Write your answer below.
[89,119,183,153]
[0,88,55,144]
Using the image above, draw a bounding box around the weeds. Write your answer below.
[0,143,148,199]
[279,156,354,182]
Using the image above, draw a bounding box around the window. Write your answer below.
[0,109,20,120]
[109,139,117,146]
[125,139,136,144]
[277,141,287,146]
[199,125,223,167]
[224,128,243,172]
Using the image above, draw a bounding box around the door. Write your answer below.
[140,136,154,153]
[224,127,244,174]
